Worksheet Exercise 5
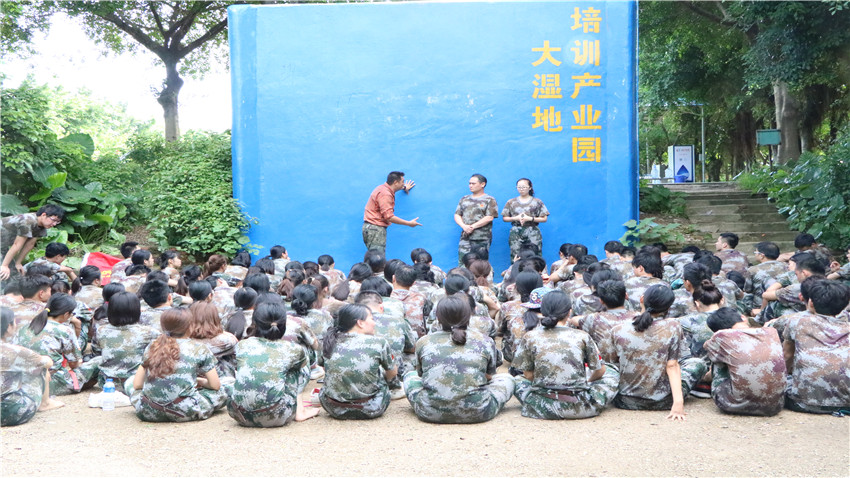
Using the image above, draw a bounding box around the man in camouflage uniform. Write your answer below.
[746,242,788,322]
[624,254,667,312]
[1,205,64,282]
[662,251,694,283]
[601,242,635,281]
[356,291,415,395]
[126,338,230,422]
[570,279,637,363]
[110,241,140,285]
[391,265,429,338]
[138,280,173,332]
[1,341,55,426]
[362,171,420,253]
[319,325,396,420]
[714,233,750,277]
[23,248,77,285]
[10,276,51,326]
[704,308,785,416]
[228,334,310,427]
[454,174,498,265]
[96,318,160,392]
[782,280,850,414]
[404,328,514,424]
[513,321,619,419]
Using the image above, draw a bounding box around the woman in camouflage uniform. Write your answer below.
[74,265,103,311]
[513,290,620,419]
[228,302,317,427]
[610,284,709,420]
[12,294,99,395]
[188,302,238,379]
[500,272,543,363]
[501,178,550,262]
[405,294,514,424]
[158,250,183,287]
[1,307,64,425]
[96,292,160,392]
[319,304,397,419]
[126,308,229,422]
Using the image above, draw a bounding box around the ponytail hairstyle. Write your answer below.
[131,249,152,266]
[125,264,151,277]
[79,265,101,286]
[202,254,228,278]
[436,294,471,345]
[231,251,252,268]
[539,290,571,329]
[158,250,179,270]
[188,302,223,339]
[317,254,334,271]
[182,265,202,286]
[303,261,320,277]
[693,279,723,306]
[515,271,543,303]
[308,274,330,299]
[107,291,142,326]
[682,262,712,293]
[323,304,371,359]
[468,260,492,287]
[144,308,192,379]
[291,284,318,316]
[444,274,471,296]
[413,261,435,284]
[347,263,373,283]
[29,293,77,335]
[254,257,275,275]
[94,282,126,325]
[632,284,675,333]
[252,301,288,340]
[277,268,306,300]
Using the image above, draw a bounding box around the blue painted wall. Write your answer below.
[229,1,637,273]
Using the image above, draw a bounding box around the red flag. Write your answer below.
[82,252,123,285]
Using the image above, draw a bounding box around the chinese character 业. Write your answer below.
[571,105,602,130]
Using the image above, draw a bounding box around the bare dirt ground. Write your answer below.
[2,374,848,477]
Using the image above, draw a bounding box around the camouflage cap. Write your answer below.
[521,287,553,309]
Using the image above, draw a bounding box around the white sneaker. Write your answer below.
[310,366,325,381]
[390,388,406,400]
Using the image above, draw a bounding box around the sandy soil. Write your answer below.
[2,376,848,477]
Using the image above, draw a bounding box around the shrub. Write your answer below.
[639,184,687,216]
[620,217,686,248]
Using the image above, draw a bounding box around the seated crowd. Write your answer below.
[1,227,849,427]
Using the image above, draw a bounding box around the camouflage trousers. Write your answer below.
[458,239,490,265]
[0,373,45,426]
[319,386,391,420]
[126,378,232,423]
[613,356,709,411]
[403,371,514,424]
[785,376,849,415]
[227,366,310,427]
[362,222,387,253]
[710,365,782,416]
[508,225,542,260]
[51,358,100,395]
[514,364,620,420]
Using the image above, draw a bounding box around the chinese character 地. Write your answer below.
[571,105,602,130]
[533,74,562,99]
[570,7,602,33]
[570,73,602,99]
[532,40,562,66]
[532,106,563,132]
[572,137,601,162]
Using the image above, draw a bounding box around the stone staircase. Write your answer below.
[662,182,798,256]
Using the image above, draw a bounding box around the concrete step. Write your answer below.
[685,197,775,207]
[683,192,767,201]
[736,241,797,256]
[692,222,794,234]
[734,231,799,242]
[686,204,781,215]
[663,182,742,193]
[687,212,788,224]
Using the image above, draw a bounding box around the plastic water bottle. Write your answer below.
[102,379,115,411]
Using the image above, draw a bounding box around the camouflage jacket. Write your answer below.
[610,318,687,401]
[455,194,498,242]
[501,197,549,226]
[139,306,172,332]
[716,249,750,277]
[322,332,393,401]
[12,319,81,378]
[661,253,694,283]
[97,323,160,381]
[678,311,713,357]
[0,342,46,395]
[232,337,308,410]
[784,313,850,409]
[140,339,216,404]
[513,325,603,391]
[391,289,428,338]
[23,258,68,283]
[110,258,132,283]
[1,213,47,254]
[75,285,104,311]
[575,308,638,363]
[9,299,45,326]
[624,276,667,312]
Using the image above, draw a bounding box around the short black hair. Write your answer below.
[360,276,391,297]
[44,242,70,258]
[725,270,746,290]
[107,291,141,326]
[707,307,743,332]
[596,279,626,308]
[792,252,826,276]
[604,241,623,254]
[120,241,140,259]
[189,280,213,302]
[470,173,487,185]
[682,245,701,254]
[364,250,386,273]
[808,280,850,316]
[719,233,739,249]
[354,290,383,308]
[632,252,663,279]
[794,233,816,249]
[394,265,417,287]
[36,204,65,220]
[386,171,405,184]
[696,254,722,275]
[139,280,171,308]
[755,242,780,260]
[131,249,152,265]
[20,275,52,299]
[568,244,587,261]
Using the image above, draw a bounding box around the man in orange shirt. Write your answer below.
[362,171,421,252]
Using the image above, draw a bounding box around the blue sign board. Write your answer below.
[229,1,637,271]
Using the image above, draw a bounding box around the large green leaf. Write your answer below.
[47,172,67,189]
[59,133,95,157]
[88,213,114,224]
[0,194,28,214]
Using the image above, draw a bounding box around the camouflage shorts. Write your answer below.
[458,239,491,265]
[508,225,542,260]
[362,222,387,253]
[514,364,619,420]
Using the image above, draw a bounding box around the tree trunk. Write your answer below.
[158,60,184,142]
[773,80,802,164]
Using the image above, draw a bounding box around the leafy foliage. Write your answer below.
[131,130,259,261]
[620,218,686,248]
[738,128,850,249]
[639,185,687,216]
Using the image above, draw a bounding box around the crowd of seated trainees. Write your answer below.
[1,232,848,427]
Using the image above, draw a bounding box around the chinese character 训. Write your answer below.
[571,40,600,66]
[571,105,602,130]
[570,73,602,99]
[533,74,562,99]
[532,41,562,66]
[572,137,601,162]
[532,106,563,132]
[570,7,602,33]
